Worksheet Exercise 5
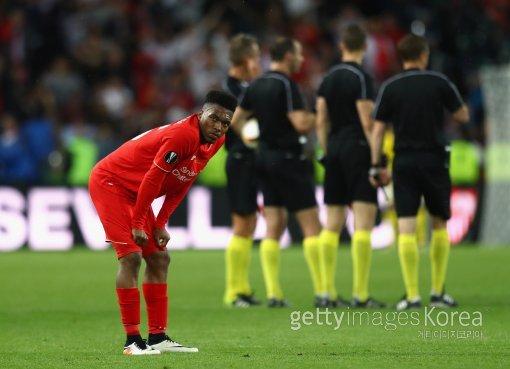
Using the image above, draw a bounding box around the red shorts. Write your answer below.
[89,168,166,259]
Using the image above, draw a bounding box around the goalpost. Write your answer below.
[480,64,510,245]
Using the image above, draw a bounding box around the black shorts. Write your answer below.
[257,149,317,212]
[393,150,451,220]
[226,151,258,215]
[323,139,377,205]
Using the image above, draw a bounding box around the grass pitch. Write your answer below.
[0,245,509,369]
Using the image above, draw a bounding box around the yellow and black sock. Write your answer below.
[224,235,252,304]
[398,233,419,300]
[352,230,371,302]
[260,239,282,299]
[319,230,339,299]
[430,228,450,295]
[303,236,322,296]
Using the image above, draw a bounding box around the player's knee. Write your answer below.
[160,252,171,269]
[120,252,142,273]
[152,251,171,271]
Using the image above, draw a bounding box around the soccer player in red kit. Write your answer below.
[89,90,237,355]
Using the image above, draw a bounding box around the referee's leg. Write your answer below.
[351,202,377,303]
[260,206,287,302]
[430,216,450,296]
[295,207,323,301]
[319,205,347,301]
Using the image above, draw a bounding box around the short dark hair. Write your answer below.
[397,34,429,62]
[204,90,237,112]
[270,37,296,61]
[341,24,366,51]
[229,34,258,66]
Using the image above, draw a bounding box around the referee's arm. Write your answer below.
[452,104,470,124]
[356,99,375,145]
[288,110,315,134]
[370,120,386,166]
[368,120,390,187]
[315,97,329,153]
[231,106,253,136]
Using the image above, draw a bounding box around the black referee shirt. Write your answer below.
[317,61,374,141]
[373,69,464,151]
[240,71,305,153]
[223,76,251,153]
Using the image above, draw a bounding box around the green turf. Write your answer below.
[0,245,509,369]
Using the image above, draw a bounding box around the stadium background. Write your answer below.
[1,0,507,250]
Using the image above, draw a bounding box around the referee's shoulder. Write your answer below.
[419,70,456,85]
[323,62,366,79]
[378,69,427,94]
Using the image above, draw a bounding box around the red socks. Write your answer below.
[116,284,168,335]
[143,283,168,334]
[116,288,140,336]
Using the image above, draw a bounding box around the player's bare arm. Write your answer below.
[288,110,315,134]
[315,97,330,154]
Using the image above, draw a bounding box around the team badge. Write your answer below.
[164,151,179,164]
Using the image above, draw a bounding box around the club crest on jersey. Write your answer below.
[164,151,179,164]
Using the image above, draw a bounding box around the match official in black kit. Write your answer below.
[223,34,262,307]
[370,34,469,310]
[316,24,386,309]
[231,37,322,307]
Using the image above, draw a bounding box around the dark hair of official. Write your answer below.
[341,24,366,51]
[269,37,296,61]
[205,90,238,112]
[229,34,257,66]
[397,34,429,62]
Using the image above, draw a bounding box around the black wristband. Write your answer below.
[373,154,388,168]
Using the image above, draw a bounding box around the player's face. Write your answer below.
[198,104,232,143]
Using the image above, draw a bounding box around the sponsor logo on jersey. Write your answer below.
[164,151,179,164]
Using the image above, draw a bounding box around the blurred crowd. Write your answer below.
[1,0,509,185]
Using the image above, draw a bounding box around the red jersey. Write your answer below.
[94,114,224,229]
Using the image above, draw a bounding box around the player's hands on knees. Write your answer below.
[132,228,149,247]
[153,228,170,247]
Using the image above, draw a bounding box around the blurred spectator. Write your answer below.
[42,56,83,110]
[0,0,508,185]
[61,118,97,186]
[96,76,133,120]
[0,113,37,184]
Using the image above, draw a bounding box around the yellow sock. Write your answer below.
[224,235,251,304]
[398,234,420,300]
[239,236,253,296]
[430,228,450,294]
[303,236,322,295]
[260,239,282,299]
[319,230,339,299]
[352,230,371,302]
